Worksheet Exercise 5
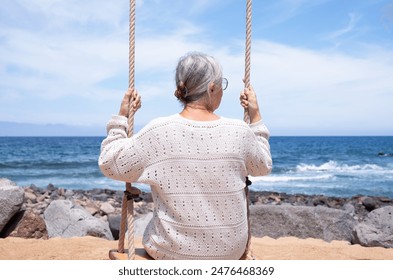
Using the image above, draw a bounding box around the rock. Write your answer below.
[362,196,377,211]
[47,183,56,192]
[24,191,37,203]
[37,192,50,203]
[312,196,328,206]
[44,200,113,240]
[9,210,48,239]
[140,192,153,203]
[6,181,393,248]
[84,203,99,216]
[134,212,153,237]
[29,184,40,192]
[91,193,109,202]
[100,202,115,215]
[0,209,24,238]
[343,203,356,215]
[107,211,152,240]
[0,178,16,187]
[50,191,59,200]
[64,189,74,198]
[353,206,393,248]
[108,214,121,240]
[57,188,65,196]
[250,204,357,243]
[134,201,152,215]
[0,179,25,233]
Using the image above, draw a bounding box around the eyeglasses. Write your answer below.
[222,77,228,91]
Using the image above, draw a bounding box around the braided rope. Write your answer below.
[117,0,139,260]
[125,184,137,260]
[117,191,128,253]
[244,0,252,124]
[129,0,136,92]
[244,0,254,260]
[126,0,137,260]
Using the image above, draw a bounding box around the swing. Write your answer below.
[109,0,255,260]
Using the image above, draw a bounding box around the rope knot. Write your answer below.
[124,186,142,202]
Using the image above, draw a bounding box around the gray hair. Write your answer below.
[174,52,223,106]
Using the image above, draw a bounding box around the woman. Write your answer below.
[99,52,272,260]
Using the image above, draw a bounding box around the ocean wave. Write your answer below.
[249,174,334,183]
[295,160,386,173]
[0,159,98,170]
[249,160,392,186]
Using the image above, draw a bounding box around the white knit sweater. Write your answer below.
[99,114,272,260]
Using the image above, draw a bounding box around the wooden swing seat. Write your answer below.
[109,248,152,260]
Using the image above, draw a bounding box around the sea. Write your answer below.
[0,136,393,198]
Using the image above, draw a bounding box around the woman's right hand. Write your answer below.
[240,85,262,123]
[119,88,141,118]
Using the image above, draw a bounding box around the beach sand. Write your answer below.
[1,236,393,260]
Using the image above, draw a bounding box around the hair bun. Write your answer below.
[178,81,188,96]
[174,81,188,101]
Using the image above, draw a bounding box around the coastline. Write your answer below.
[17,183,393,221]
[1,180,393,260]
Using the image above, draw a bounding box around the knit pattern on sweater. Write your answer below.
[99,114,272,259]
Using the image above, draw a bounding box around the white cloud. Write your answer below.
[327,13,362,39]
[247,40,393,134]
[324,12,364,49]
[1,0,392,134]
[19,0,128,28]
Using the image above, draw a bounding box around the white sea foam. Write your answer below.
[296,160,386,173]
[250,174,334,183]
[250,160,392,187]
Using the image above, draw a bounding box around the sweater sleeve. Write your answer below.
[98,115,145,183]
[245,120,273,176]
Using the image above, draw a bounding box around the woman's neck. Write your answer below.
[180,104,220,121]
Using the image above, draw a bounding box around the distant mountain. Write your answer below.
[0,121,106,136]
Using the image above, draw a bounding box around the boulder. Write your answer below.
[0,179,25,233]
[134,212,153,237]
[107,212,152,240]
[108,214,121,240]
[250,204,357,242]
[24,191,37,203]
[44,200,113,240]
[100,202,115,215]
[9,210,48,239]
[361,196,377,212]
[353,206,393,248]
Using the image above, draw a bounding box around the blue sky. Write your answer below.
[1,0,393,136]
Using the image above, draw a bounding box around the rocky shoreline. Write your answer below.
[1,178,393,249]
[248,190,393,221]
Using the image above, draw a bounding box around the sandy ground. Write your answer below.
[1,236,393,260]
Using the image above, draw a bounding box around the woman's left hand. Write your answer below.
[119,88,141,117]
